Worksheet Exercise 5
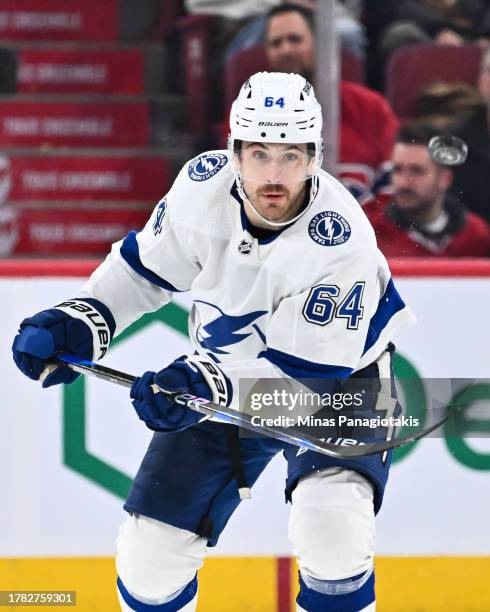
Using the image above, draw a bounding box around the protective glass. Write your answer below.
[233,143,320,185]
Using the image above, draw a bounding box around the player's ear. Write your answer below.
[230,137,243,164]
[308,153,320,171]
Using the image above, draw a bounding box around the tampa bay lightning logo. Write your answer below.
[195,300,266,356]
[308,211,351,247]
[188,153,228,182]
[152,199,167,236]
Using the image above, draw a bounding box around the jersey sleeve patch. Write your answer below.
[152,198,167,236]
[188,153,228,182]
[308,211,351,246]
[120,231,182,292]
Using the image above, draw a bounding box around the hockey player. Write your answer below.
[12,72,414,611]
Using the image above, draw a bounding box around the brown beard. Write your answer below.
[394,193,437,220]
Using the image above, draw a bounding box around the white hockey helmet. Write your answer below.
[229,71,323,174]
[228,71,323,226]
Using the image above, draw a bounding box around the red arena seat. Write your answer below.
[386,43,483,118]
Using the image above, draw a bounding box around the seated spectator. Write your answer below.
[225,0,366,63]
[367,122,490,257]
[262,3,398,203]
[449,45,490,223]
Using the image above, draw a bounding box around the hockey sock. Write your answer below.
[296,567,375,611]
[116,575,197,611]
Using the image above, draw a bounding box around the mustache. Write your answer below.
[258,185,289,196]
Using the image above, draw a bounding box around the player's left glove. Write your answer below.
[12,298,114,388]
[130,355,232,432]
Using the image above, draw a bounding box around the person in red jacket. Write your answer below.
[367,122,490,258]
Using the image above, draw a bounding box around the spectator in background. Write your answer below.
[367,122,490,257]
[225,0,366,63]
[264,3,398,204]
[450,45,490,223]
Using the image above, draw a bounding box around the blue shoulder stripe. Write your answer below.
[362,278,405,355]
[120,231,181,292]
[259,347,353,379]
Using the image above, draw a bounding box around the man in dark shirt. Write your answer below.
[368,122,490,257]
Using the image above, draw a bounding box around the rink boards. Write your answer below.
[1,259,490,611]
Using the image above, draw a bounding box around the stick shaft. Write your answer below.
[51,354,453,459]
[52,355,135,387]
[51,355,349,458]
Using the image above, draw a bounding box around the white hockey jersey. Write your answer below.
[80,150,415,404]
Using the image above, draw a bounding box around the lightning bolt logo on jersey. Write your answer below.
[308,211,351,246]
[194,300,267,359]
[188,153,228,182]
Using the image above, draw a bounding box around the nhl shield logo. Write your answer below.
[188,153,228,182]
[308,211,351,247]
[238,239,253,255]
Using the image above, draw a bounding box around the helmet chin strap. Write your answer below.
[236,173,319,229]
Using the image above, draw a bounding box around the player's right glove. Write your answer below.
[12,298,115,387]
[130,354,231,432]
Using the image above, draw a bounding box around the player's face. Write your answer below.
[238,142,313,223]
[266,12,315,79]
[391,144,451,213]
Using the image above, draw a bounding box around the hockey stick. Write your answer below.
[46,354,458,459]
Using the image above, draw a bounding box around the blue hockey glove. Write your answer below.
[12,298,115,388]
[130,355,231,432]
